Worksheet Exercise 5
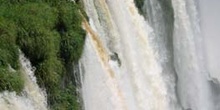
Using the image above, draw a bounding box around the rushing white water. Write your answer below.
[172,0,215,110]
[80,0,220,110]
[142,0,181,109]
[80,0,182,110]
[0,53,47,110]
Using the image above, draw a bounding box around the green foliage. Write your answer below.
[0,68,24,93]
[0,17,19,69]
[0,0,86,109]
[60,30,85,64]
[50,84,80,110]
[56,2,86,64]
[35,57,63,89]
[0,17,23,93]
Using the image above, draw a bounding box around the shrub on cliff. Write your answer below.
[0,0,86,109]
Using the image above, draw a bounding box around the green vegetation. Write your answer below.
[0,0,86,109]
[0,17,23,93]
[0,68,24,93]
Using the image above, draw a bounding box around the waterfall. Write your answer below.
[80,0,181,110]
[199,0,220,109]
[80,0,220,110]
[171,0,214,110]
[0,53,47,110]
[142,0,181,109]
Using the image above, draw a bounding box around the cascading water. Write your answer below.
[0,53,47,110]
[199,0,220,109]
[80,0,180,110]
[142,0,181,109]
[80,0,220,110]
[172,0,216,110]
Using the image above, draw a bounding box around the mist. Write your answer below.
[199,0,220,81]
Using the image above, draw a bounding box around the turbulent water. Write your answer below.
[0,53,47,110]
[80,0,220,110]
[81,0,178,110]
[172,0,214,110]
